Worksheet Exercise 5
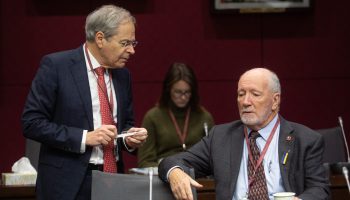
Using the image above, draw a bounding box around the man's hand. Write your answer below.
[86,124,116,146]
[168,168,203,200]
[124,127,148,149]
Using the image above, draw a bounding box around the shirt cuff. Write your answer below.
[166,166,183,182]
[80,130,87,153]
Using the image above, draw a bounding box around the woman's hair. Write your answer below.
[159,62,200,110]
[85,5,136,42]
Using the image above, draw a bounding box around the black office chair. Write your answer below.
[91,170,181,200]
[25,139,197,200]
[316,120,350,176]
[317,126,347,164]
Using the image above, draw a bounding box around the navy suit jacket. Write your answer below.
[22,46,135,199]
[159,116,330,200]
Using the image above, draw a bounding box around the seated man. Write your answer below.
[158,68,330,200]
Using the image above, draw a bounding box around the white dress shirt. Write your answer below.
[81,44,118,164]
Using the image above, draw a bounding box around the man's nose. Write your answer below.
[242,94,252,105]
[127,45,135,54]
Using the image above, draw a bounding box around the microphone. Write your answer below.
[149,168,153,200]
[342,166,350,194]
[338,116,350,162]
[203,122,209,137]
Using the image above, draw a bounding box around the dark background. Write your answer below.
[1,0,349,173]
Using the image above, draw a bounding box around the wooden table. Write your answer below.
[329,175,350,200]
[0,184,35,200]
[197,178,215,200]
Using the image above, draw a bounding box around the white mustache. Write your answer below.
[241,109,254,113]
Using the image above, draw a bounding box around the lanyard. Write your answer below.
[84,44,114,117]
[168,107,191,150]
[244,116,280,187]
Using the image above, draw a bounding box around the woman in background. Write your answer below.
[137,62,214,168]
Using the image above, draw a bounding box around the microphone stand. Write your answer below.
[339,116,350,162]
[342,166,350,194]
[149,168,153,200]
[338,116,350,194]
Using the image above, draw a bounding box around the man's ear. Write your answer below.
[272,93,281,111]
[95,31,105,48]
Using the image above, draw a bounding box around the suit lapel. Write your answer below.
[111,70,121,131]
[230,124,245,195]
[278,116,295,191]
[69,46,94,130]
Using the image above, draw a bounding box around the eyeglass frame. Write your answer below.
[172,89,192,98]
[119,39,138,48]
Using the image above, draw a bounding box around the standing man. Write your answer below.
[22,5,147,200]
[158,68,330,200]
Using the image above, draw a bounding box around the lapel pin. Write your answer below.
[286,136,292,141]
[283,151,290,165]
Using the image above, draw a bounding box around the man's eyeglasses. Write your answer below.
[119,40,138,48]
[173,90,191,98]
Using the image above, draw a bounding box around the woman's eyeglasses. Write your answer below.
[173,90,191,98]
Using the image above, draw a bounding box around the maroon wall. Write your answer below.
[1,0,350,173]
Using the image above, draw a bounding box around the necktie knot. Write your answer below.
[249,131,260,140]
[95,67,105,76]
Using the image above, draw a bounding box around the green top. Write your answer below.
[137,106,214,167]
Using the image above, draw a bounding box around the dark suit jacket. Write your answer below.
[21,46,135,200]
[159,116,330,200]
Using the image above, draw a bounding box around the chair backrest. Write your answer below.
[92,170,182,200]
[25,139,41,170]
[316,126,347,164]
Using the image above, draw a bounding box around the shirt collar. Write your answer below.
[247,114,279,141]
[83,43,108,73]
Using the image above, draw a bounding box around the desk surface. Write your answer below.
[329,175,350,200]
[1,175,349,200]
[0,184,35,199]
[196,178,215,200]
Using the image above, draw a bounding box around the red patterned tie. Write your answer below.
[248,131,269,200]
[95,67,117,173]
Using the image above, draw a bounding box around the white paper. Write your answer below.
[129,167,158,175]
[12,157,37,174]
[117,130,146,138]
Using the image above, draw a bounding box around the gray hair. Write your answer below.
[242,68,281,94]
[85,5,136,42]
[269,70,281,94]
